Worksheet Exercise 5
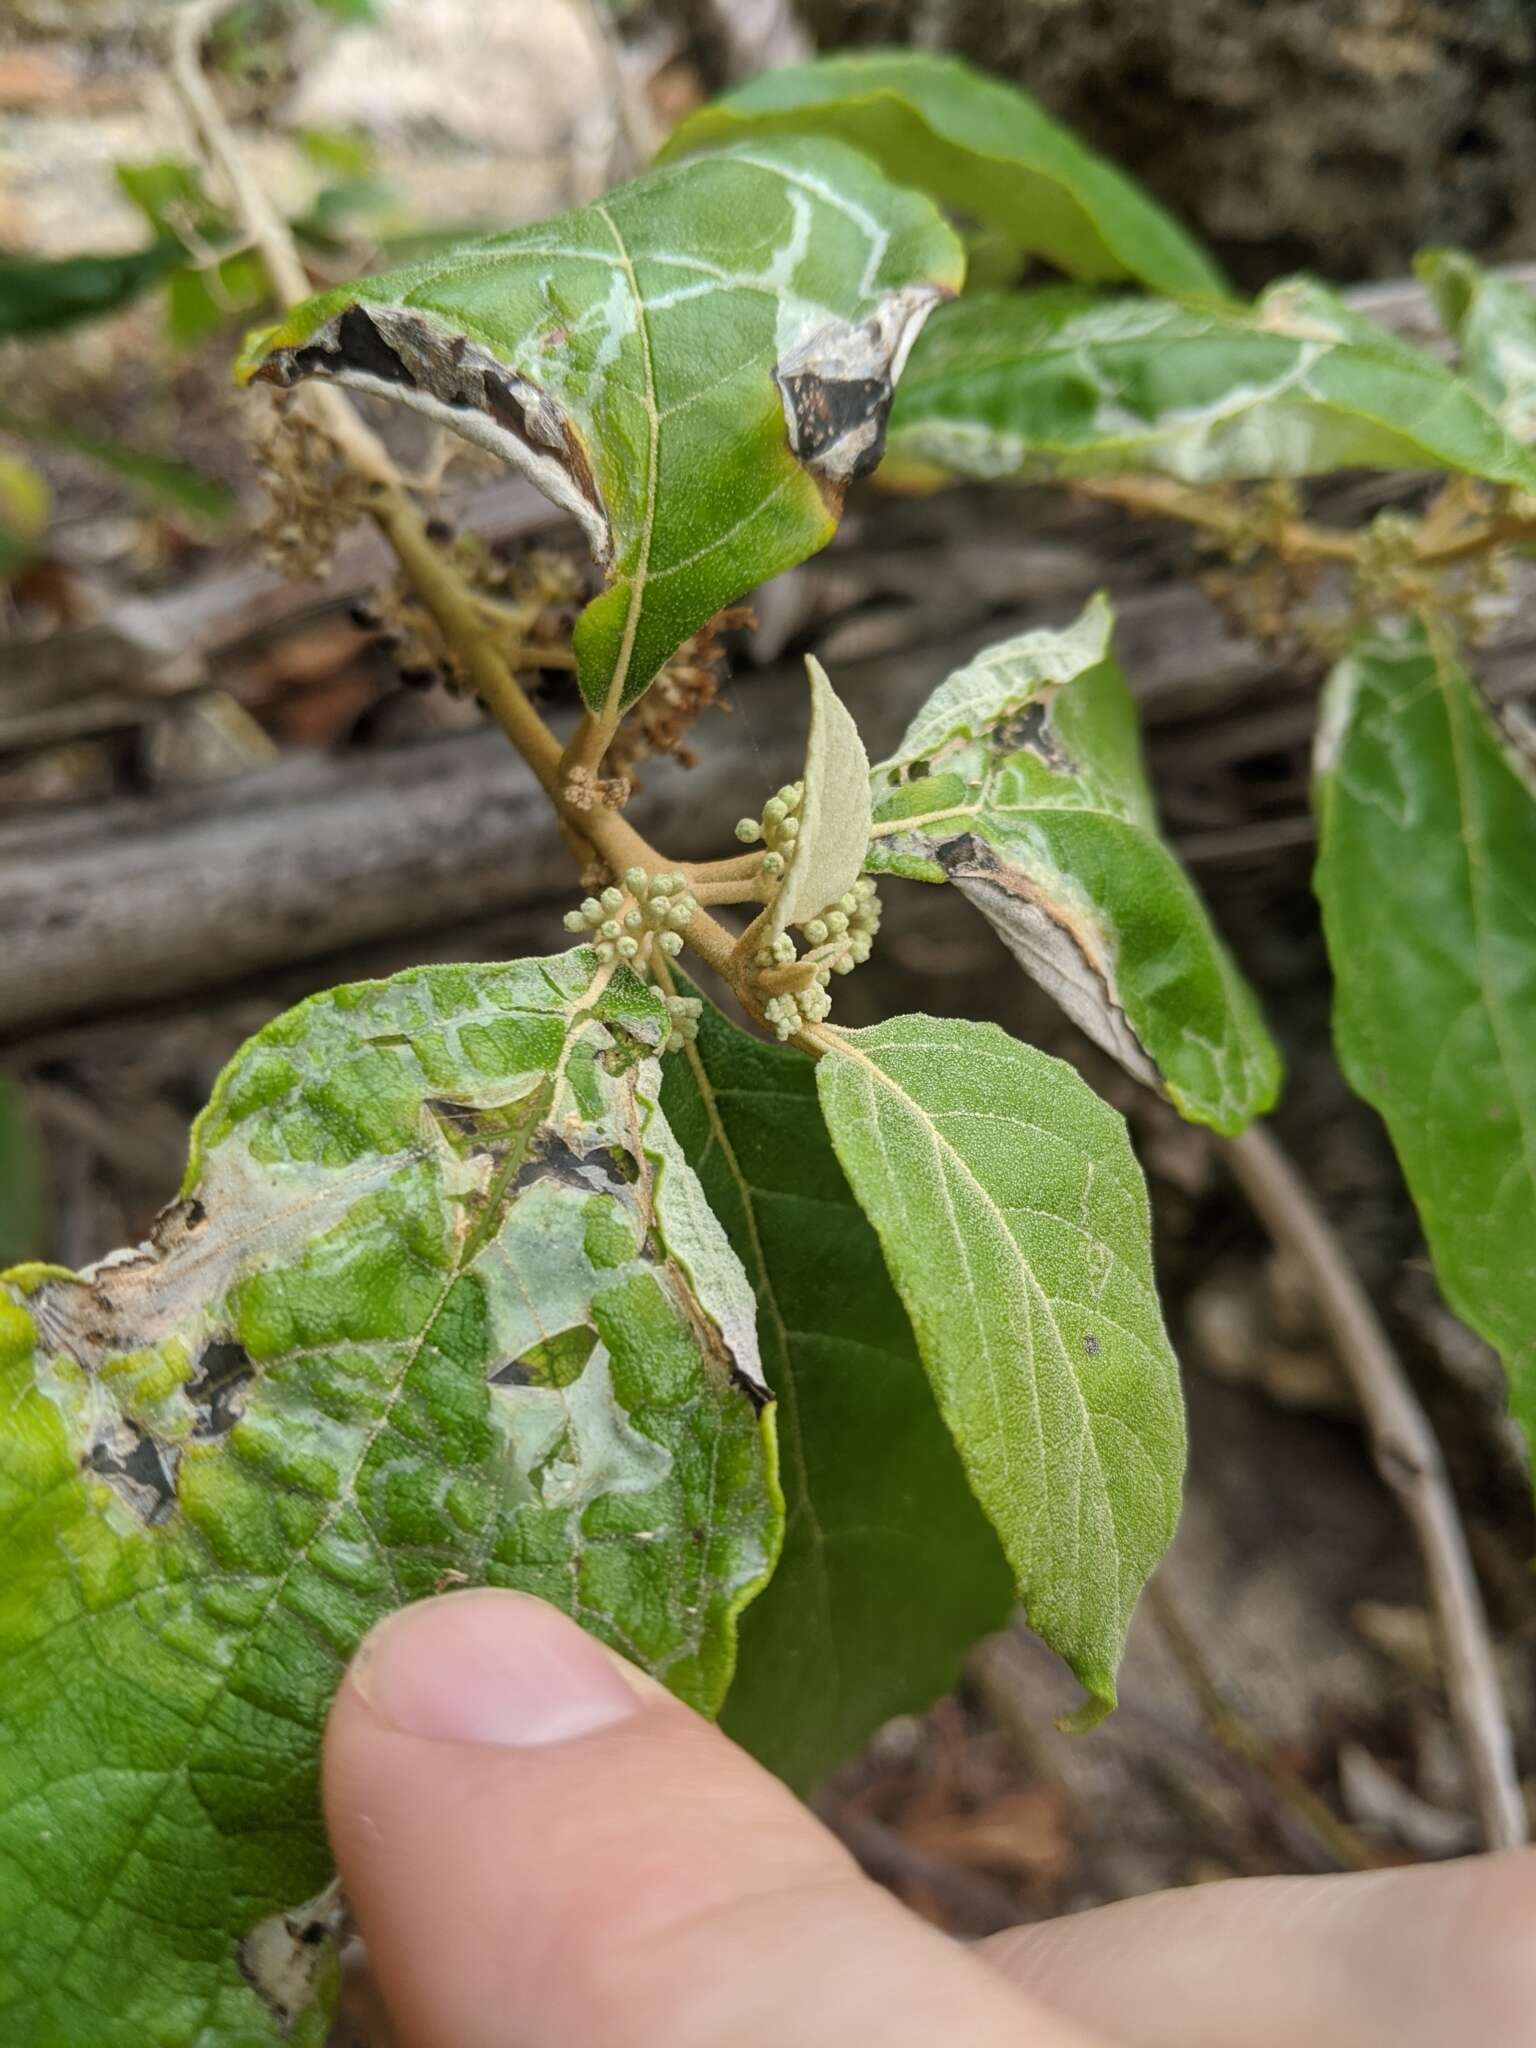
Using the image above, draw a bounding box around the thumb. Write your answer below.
[324,1590,1102,2048]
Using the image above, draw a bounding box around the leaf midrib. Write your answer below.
[819,1028,1125,1627]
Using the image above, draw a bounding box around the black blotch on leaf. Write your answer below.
[996,700,1075,773]
[1083,1333,1101,1357]
[780,371,891,481]
[512,1132,632,1195]
[87,1421,177,1523]
[488,1358,536,1387]
[186,1338,256,1439]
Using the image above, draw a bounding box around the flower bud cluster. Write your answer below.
[662,994,704,1053]
[562,868,696,968]
[800,875,881,975]
[753,877,882,1042]
[733,779,804,883]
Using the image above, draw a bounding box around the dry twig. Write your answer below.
[1224,1122,1527,1852]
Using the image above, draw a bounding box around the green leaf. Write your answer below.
[0,239,181,342]
[1314,625,1536,1473]
[660,991,1012,1792]
[883,280,1536,493]
[659,51,1223,299]
[239,138,963,715]
[867,596,1281,1135]
[772,655,874,937]
[815,1014,1186,1722]
[1418,248,1536,440]
[0,952,779,2047]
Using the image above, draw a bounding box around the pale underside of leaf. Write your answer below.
[772,654,874,935]
[814,1015,1186,1720]
[0,952,778,2048]
[242,139,962,715]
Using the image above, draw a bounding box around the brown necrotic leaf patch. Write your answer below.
[775,284,948,508]
[254,303,611,565]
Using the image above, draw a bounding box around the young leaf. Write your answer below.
[814,1015,1186,1722]
[660,51,1224,299]
[867,597,1281,1135]
[660,990,1013,1792]
[1417,248,1536,440]
[0,952,778,2048]
[239,139,962,717]
[883,282,1536,494]
[1314,626,1536,1473]
[771,655,874,936]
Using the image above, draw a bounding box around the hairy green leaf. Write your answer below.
[240,139,962,715]
[883,281,1536,493]
[0,952,778,2047]
[0,238,181,342]
[660,992,1012,1792]
[815,1015,1186,1721]
[1418,248,1536,440]
[660,51,1223,299]
[867,597,1280,1134]
[1314,626,1536,1472]
[772,655,874,936]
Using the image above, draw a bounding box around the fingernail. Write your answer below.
[350,1589,651,1747]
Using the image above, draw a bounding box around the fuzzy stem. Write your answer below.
[172,1,758,1009]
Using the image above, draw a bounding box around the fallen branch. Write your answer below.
[1223,1122,1528,1852]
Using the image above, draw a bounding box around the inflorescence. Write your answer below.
[563,867,703,1050]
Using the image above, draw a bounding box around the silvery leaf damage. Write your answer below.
[240,138,962,717]
[866,597,1280,1135]
[0,952,779,2048]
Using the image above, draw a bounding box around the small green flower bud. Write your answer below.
[624,908,644,931]
[624,865,648,893]
[770,933,797,965]
[735,817,762,843]
[778,815,799,842]
[825,910,849,936]
[599,919,621,941]
[667,900,694,929]
[581,897,603,922]
[658,930,683,957]
[595,940,615,961]
[802,918,829,946]
[777,784,801,810]
[600,886,624,912]
[616,936,639,959]
[763,797,787,828]
[832,954,856,976]
[562,910,588,933]
[761,850,785,877]
[838,892,858,915]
